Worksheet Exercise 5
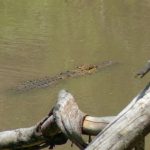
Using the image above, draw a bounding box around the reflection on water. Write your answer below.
[0,0,149,149]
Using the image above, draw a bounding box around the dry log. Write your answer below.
[0,90,114,150]
[0,126,44,149]
[1,82,150,150]
[83,116,114,136]
[86,83,150,150]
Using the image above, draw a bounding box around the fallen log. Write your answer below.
[83,116,114,136]
[86,83,150,150]
[1,83,150,149]
[0,90,114,149]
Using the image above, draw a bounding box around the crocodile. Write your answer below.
[14,60,118,92]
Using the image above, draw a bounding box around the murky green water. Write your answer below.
[0,0,149,149]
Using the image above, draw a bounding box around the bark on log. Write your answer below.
[133,137,145,150]
[0,90,114,150]
[0,126,44,149]
[83,116,114,136]
[86,83,150,150]
[1,82,150,150]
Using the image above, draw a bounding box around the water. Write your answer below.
[0,0,149,149]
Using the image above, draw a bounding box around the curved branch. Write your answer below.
[86,83,150,150]
[0,90,114,149]
[83,116,114,135]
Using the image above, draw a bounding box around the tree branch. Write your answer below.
[86,83,150,150]
[0,90,114,149]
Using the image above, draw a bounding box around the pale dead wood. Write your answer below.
[1,83,150,150]
[83,116,114,136]
[0,90,114,149]
[86,83,150,150]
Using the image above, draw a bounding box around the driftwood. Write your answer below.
[86,83,150,150]
[0,90,114,150]
[0,83,150,149]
